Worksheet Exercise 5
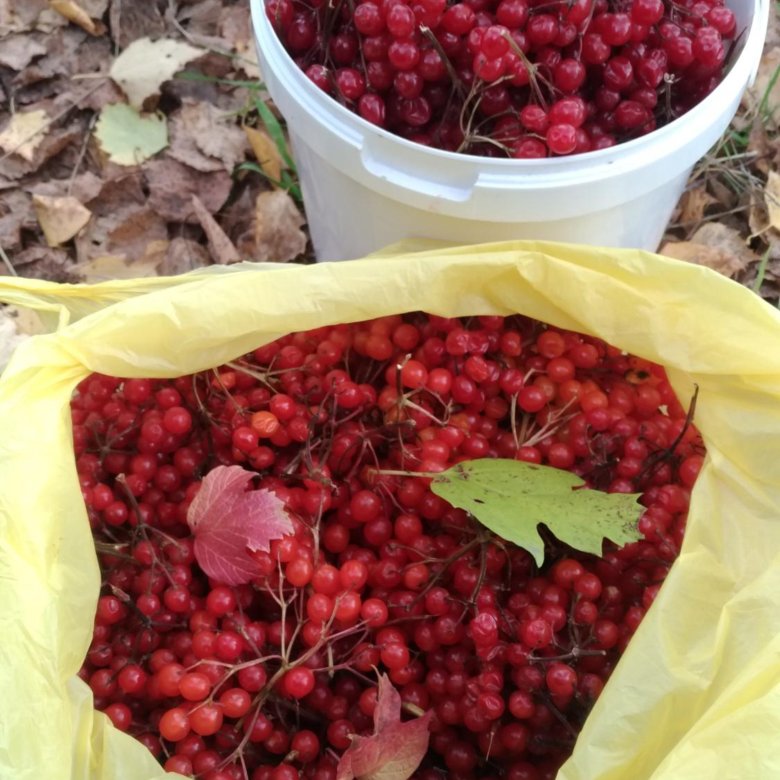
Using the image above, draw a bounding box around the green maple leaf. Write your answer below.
[430,458,642,565]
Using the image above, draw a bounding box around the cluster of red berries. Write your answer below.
[73,312,703,779]
[266,0,737,156]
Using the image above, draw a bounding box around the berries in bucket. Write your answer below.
[265,0,737,157]
[74,313,702,779]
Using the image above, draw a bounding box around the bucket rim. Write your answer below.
[250,0,769,173]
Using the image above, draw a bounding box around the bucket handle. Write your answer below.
[359,139,479,204]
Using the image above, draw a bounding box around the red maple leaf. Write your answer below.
[336,675,432,780]
[186,465,293,586]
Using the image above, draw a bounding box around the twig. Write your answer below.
[0,244,17,277]
[67,114,98,197]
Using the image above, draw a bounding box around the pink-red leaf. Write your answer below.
[336,675,431,780]
[186,465,292,586]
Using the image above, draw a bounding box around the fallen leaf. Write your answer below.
[109,37,204,109]
[220,183,262,257]
[244,125,282,184]
[94,103,168,166]
[748,116,773,177]
[749,190,771,237]
[32,194,91,246]
[337,675,432,780]
[764,170,780,231]
[191,195,240,264]
[104,208,169,261]
[659,241,751,278]
[1,121,82,181]
[691,221,758,270]
[109,0,165,49]
[74,204,167,266]
[159,237,211,276]
[144,156,232,222]
[430,458,642,566]
[219,5,262,78]
[26,171,103,203]
[187,465,293,586]
[178,0,225,43]
[48,0,98,34]
[1,0,70,33]
[86,171,146,215]
[0,190,38,251]
[10,27,86,91]
[169,100,248,173]
[0,34,47,69]
[0,109,49,161]
[76,0,108,14]
[10,245,75,282]
[72,251,161,282]
[676,186,717,228]
[254,190,307,261]
[660,220,758,278]
[71,172,105,204]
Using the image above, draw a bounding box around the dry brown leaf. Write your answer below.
[160,237,212,276]
[0,110,49,161]
[109,0,165,49]
[10,245,75,281]
[32,194,91,246]
[74,172,168,264]
[191,195,240,264]
[72,252,161,282]
[87,171,146,216]
[761,230,780,262]
[0,34,47,69]
[177,0,224,43]
[109,37,204,109]
[48,0,98,34]
[136,239,170,272]
[219,5,262,78]
[188,103,248,172]
[76,209,167,265]
[677,186,717,228]
[105,208,168,261]
[764,170,780,231]
[748,117,773,177]
[14,123,83,180]
[76,0,108,14]
[690,221,755,257]
[169,100,248,173]
[26,172,104,204]
[749,190,771,237]
[10,27,88,90]
[659,241,748,278]
[253,190,307,262]
[244,126,282,184]
[660,222,757,278]
[219,184,261,256]
[0,0,70,34]
[145,157,232,223]
[0,190,37,252]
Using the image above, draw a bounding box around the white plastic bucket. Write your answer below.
[250,0,769,260]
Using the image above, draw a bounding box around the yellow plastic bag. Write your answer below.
[2,241,780,780]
